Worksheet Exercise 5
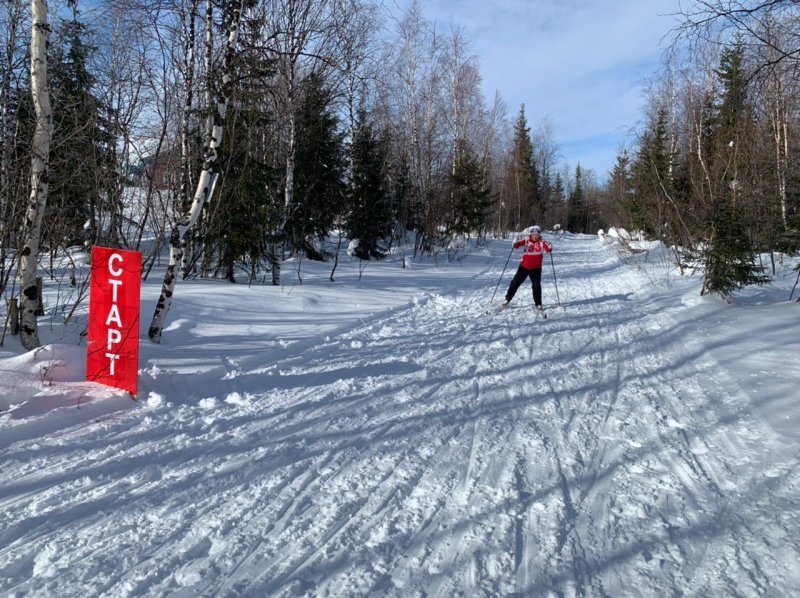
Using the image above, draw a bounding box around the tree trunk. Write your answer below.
[19,0,52,351]
[148,0,242,343]
[275,109,296,287]
[180,0,198,217]
[7,298,19,336]
[35,276,44,315]
[271,239,282,285]
[771,90,789,230]
[182,0,214,279]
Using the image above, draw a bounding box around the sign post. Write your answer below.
[86,247,142,396]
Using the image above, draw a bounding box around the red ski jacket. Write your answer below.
[513,236,552,269]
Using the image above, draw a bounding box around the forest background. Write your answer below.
[1,0,799,348]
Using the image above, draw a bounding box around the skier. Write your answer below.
[503,225,552,314]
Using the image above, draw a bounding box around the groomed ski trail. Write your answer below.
[1,235,798,597]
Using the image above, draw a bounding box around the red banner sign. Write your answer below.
[86,247,142,396]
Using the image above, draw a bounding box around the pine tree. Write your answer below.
[346,111,391,260]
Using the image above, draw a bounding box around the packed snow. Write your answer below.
[1,233,799,596]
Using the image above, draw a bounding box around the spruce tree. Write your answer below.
[631,108,671,237]
[703,194,769,297]
[538,168,552,225]
[46,3,116,248]
[346,111,391,260]
[545,173,567,229]
[506,105,539,229]
[608,150,633,220]
[201,15,279,282]
[210,106,279,282]
[567,165,587,232]
[449,140,492,236]
[552,173,565,204]
[288,72,346,260]
[3,79,34,257]
[702,40,769,297]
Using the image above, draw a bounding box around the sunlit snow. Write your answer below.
[1,233,798,596]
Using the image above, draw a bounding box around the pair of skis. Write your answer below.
[487,302,548,319]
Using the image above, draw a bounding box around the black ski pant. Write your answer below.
[505,265,543,306]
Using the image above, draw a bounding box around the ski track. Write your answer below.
[1,235,799,597]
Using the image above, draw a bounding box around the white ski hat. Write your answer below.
[530,225,541,235]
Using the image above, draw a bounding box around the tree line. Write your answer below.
[599,1,800,297]
[2,0,798,349]
[2,0,589,347]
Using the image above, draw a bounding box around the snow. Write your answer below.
[1,233,799,596]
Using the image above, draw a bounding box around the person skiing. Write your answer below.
[503,225,552,313]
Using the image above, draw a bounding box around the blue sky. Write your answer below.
[423,0,684,180]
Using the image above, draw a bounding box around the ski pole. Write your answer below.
[490,243,515,303]
[549,252,561,307]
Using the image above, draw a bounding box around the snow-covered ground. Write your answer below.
[1,234,798,596]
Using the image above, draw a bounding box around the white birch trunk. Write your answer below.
[668,71,678,187]
[346,68,356,178]
[771,91,789,229]
[781,115,789,228]
[274,107,295,286]
[179,0,198,214]
[148,0,242,343]
[692,81,715,203]
[182,0,214,277]
[18,0,52,350]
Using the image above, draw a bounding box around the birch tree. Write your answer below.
[268,0,334,285]
[749,15,797,233]
[386,2,448,255]
[678,0,800,74]
[148,0,243,343]
[130,1,185,267]
[179,0,201,220]
[95,1,154,247]
[18,0,52,350]
[531,118,560,224]
[416,29,446,254]
[330,0,380,167]
[440,25,479,178]
[387,2,424,243]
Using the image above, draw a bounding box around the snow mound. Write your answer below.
[0,344,86,410]
[598,227,654,253]
[0,343,133,420]
[347,239,360,257]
